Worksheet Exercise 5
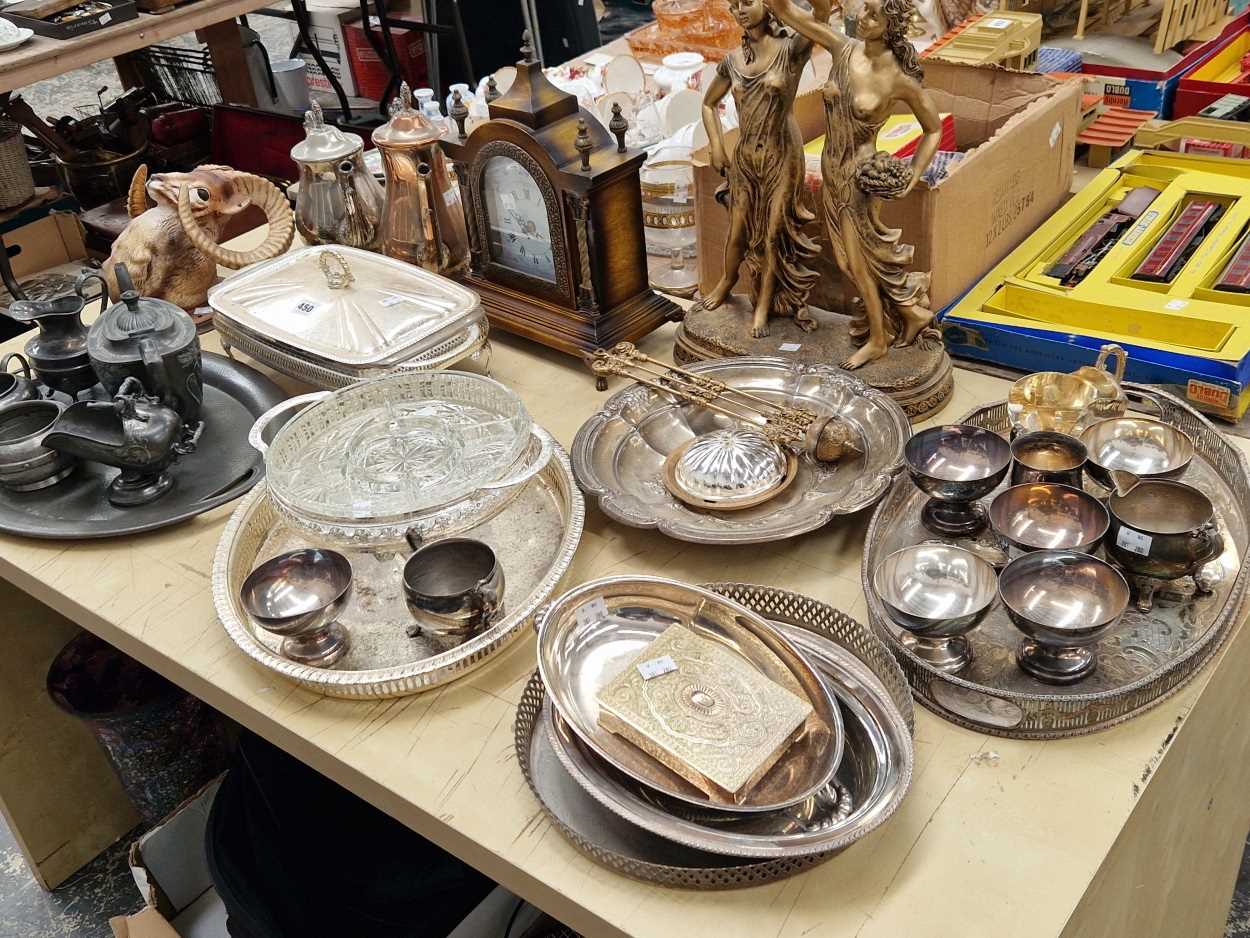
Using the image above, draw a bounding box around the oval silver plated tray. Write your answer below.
[213,439,583,698]
[515,585,914,876]
[0,353,284,539]
[571,357,909,545]
[535,575,844,815]
[863,384,1250,738]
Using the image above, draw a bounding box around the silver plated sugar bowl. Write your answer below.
[904,424,1011,537]
[872,543,998,673]
[989,482,1109,554]
[241,548,353,668]
[999,550,1129,685]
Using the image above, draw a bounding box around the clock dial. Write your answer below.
[482,156,557,283]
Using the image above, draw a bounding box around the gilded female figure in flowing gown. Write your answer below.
[768,0,942,369]
[697,0,827,338]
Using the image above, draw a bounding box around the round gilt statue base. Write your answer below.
[674,296,954,422]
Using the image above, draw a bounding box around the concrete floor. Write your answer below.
[5,1,1250,935]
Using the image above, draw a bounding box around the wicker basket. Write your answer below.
[0,121,35,211]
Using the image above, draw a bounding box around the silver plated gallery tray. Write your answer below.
[0,353,284,539]
[515,585,914,877]
[216,313,491,390]
[571,358,909,545]
[213,439,583,698]
[863,385,1250,738]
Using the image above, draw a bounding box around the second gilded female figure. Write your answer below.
[769,0,942,369]
[698,0,828,338]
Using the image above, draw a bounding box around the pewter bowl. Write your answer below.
[988,482,1108,553]
[535,575,844,814]
[1079,416,1194,490]
[871,544,997,672]
[572,357,909,544]
[998,550,1130,685]
[664,428,795,510]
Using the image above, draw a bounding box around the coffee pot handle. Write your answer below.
[1193,521,1225,565]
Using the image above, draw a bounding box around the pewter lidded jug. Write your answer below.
[291,101,385,251]
[87,265,203,424]
[372,82,469,275]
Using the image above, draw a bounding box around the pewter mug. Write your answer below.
[0,353,39,406]
[402,535,504,638]
[1105,480,1225,586]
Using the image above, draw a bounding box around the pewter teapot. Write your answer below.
[87,264,203,424]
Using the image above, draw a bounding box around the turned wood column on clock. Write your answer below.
[196,18,257,106]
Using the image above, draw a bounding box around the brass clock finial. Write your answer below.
[575,118,592,172]
[485,75,500,103]
[609,102,628,153]
[449,88,469,140]
[520,29,535,64]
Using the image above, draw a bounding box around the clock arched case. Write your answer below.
[442,49,679,366]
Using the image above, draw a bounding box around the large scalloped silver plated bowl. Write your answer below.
[572,357,910,544]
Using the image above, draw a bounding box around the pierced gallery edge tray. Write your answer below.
[862,384,1250,739]
[213,440,583,698]
[514,585,914,886]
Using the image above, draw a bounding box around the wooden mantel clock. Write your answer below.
[442,34,680,384]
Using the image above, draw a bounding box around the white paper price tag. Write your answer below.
[1116,527,1152,556]
[379,294,409,308]
[637,655,677,680]
[673,184,689,204]
[574,597,610,629]
[985,16,1011,26]
[291,297,322,316]
[778,342,802,352]
[99,10,111,23]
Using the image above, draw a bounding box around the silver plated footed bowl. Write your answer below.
[572,357,909,545]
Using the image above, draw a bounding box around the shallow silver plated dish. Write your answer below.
[572,357,909,544]
[515,585,912,882]
[535,576,843,815]
[862,384,1250,738]
[213,439,583,698]
[528,584,914,863]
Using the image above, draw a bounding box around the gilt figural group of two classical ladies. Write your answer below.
[697,0,941,370]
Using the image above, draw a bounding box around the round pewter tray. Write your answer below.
[514,585,914,883]
[213,440,583,698]
[571,357,909,544]
[0,353,284,539]
[863,384,1250,738]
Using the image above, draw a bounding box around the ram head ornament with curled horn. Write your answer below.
[103,164,295,312]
